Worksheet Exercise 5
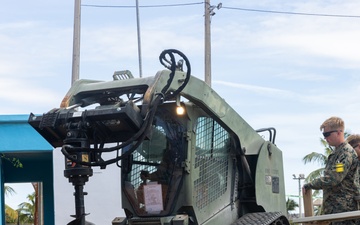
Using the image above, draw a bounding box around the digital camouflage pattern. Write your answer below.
[307,142,360,225]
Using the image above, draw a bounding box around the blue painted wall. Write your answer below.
[0,114,54,224]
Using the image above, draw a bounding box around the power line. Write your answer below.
[81,2,203,8]
[222,6,360,19]
[81,2,360,19]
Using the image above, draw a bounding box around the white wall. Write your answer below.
[53,148,125,224]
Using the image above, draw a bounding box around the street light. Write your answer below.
[293,174,305,217]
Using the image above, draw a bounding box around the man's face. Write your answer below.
[322,128,339,146]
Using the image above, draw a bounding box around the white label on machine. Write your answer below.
[144,183,163,213]
[72,111,83,117]
[265,175,272,185]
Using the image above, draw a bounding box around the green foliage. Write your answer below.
[4,185,36,224]
[1,153,23,168]
[302,137,330,197]
[18,192,35,224]
[286,198,299,212]
[5,204,18,223]
[4,185,18,222]
[4,185,16,197]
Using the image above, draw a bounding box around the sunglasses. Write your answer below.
[323,130,337,138]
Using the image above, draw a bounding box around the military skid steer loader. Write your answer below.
[29,49,290,225]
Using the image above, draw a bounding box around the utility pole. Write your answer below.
[204,0,211,87]
[204,1,222,87]
[293,174,305,217]
[135,0,143,77]
[71,0,81,85]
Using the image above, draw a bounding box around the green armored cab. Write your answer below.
[29,50,289,225]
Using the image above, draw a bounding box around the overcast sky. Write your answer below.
[2,0,360,222]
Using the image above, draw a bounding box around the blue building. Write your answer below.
[0,113,124,224]
[0,114,54,224]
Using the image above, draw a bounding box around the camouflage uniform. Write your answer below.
[306,142,360,225]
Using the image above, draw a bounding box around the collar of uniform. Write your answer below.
[335,142,347,151]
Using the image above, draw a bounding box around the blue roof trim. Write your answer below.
[0,114,53,152]
[0,114,29,123]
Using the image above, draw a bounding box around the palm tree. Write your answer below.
[4,185,16,197]
[18,192,35,224]
[4,185,18,223]
[5,184,38,224]
[302,137,330,215]
[5,205,18,223]
[302,138,331,196]
[286,198,299,215]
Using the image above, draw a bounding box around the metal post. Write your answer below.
[204,0,211,86]
[71,0,81,85]
[38,182,44,225]
[135,0,143,77]
[293,174,305,217]
[17,209,20,225]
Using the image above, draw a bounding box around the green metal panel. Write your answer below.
[255,142,287,214]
